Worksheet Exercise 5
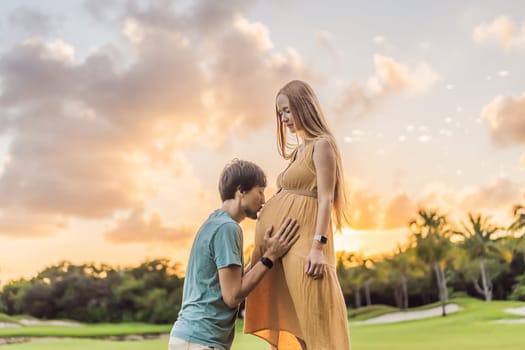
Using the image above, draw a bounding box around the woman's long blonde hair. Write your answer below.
[276,80,350,231]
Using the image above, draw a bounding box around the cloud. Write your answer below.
[0,115,149,218]
[473,16,525,50]
[411,179,525,227]
[418,184,459,215]
[0,38,152,220]
[337,83,375,116]
[233,13,272,51]
[0,38,77,105]
[84,0,121,22]
[27,38,75,63]
[8,6,55,35]
[348,190,382,230]
[0,208,68,238]
[105,206,196,244]
[204,15,311,133]
[191,0,256,35]
[337,55,439,116]
[367,55,439,95]
[459,178,524,214]
[106,2,311,135]
[318,30,335,47]
[0,0,312,237]
[482,92,525,147]
[349,191,417,231]
[317,30,342,61]
[373,35,385,44]
[346,178,524,232]
[382,193,417,230]
[347,180,416,231]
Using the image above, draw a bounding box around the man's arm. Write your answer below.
[218,218,299,308]
[218,261,271,309]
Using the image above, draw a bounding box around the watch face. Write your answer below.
[315,234,328,244]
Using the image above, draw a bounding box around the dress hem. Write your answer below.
[245,327,305,348]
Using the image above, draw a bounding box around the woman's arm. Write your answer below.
[305,138,336,279]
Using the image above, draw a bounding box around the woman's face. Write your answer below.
[276,94,296,133]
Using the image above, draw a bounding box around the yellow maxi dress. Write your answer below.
[244,141,351,349]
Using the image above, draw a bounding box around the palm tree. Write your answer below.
[410,209,453,316]
[361,259,376,307]
[383,246,424,310]
[454,213,509,301]
[350,253,376,307]
[509,204,525,234]
[509,198,525,257]
[336,251,365,308]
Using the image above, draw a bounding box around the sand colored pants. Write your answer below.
[168,336,215,350]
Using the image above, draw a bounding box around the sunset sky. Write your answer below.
[1,0,524,284]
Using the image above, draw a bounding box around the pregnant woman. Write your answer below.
[244,80,351,349]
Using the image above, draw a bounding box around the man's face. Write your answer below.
[241,186,266,220]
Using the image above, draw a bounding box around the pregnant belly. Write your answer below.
[254,192,318,254]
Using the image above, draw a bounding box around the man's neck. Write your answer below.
[221,200,245,223]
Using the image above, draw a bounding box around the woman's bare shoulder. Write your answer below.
[313,136,335,153]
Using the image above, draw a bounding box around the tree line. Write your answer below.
[337,203,525,316]
[0,259,184,324]
[1,202,524,322]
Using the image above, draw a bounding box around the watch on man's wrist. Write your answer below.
[260,256,274,269]
[313,234,328,244]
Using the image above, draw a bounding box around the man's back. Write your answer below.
[171,209,243,350]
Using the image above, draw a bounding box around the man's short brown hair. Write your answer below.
[219,159,267,201]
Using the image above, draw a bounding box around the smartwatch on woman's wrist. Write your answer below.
[313,234,328,244]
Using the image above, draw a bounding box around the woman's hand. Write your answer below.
[305,248,326,279]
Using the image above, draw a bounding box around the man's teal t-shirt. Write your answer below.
[171,209,243,350]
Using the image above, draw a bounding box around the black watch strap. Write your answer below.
[260,256,274,269]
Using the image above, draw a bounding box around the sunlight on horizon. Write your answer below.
[335,227,410,257]
[334,227,363,253]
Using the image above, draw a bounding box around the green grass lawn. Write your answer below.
[0,322,170,338]
[1,298,524,349]
[0,339,166,350]
[343,298,525,350]
[0,314,18,324]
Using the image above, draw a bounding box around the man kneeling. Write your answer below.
[169,159,299,350]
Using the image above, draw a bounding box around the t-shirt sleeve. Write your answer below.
[211,222,242,270]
